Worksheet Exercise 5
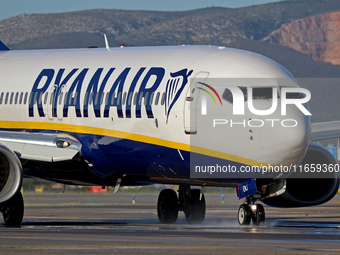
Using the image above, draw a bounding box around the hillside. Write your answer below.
[1,0,340,50]
[264,11,340,65]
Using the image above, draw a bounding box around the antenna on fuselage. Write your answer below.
[104,34,111,52]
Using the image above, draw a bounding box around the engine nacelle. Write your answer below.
[0,144,23,204]
[263,142,339,207]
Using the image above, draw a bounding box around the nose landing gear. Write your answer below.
[238,202,265,225]
[238,191,265,225]
[236,179,268,226]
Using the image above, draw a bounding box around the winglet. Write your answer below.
[0,40,9,51]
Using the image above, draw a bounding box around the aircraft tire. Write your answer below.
[157,189,178,223]
[252,204,265,225]
[238,204,251,225]
[2,192,24,225]
[184,189,205,224]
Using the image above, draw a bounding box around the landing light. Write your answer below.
[251,204,257,211]
[56,140,70,148]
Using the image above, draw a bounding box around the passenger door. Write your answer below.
[183,72,209,134]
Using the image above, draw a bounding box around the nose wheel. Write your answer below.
[251,204,265,225]
[238,203,265,225]
[238,204,251,225]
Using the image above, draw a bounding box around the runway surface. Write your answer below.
[1,191,340,254]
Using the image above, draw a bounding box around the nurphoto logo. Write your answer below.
[200,85,311,116]
[197,83,312,129]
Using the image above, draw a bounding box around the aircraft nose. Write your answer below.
[259,105,311,166]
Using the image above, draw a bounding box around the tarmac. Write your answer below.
[1,191,340,254]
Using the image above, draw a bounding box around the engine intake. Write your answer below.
[0,144,23,204]
[263,142,339,207]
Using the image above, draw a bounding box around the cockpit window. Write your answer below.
[222,87,247,103]
[284,92,306,99]
[252,88,275,99]
[222,87,280,104]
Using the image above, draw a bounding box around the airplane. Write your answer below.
[0,39,339,226]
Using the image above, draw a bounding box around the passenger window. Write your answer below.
[0,92,3,104]
[100,93,104,105]
[59,92,63,105]
[67,92,72,105]
[149,92,154,105]
[19,92,23,104]
[44,92,48,105]
[122,92,127,105]
[24,93,28,105]
[50,92,54,105]
[94,93,99,105]
[33,92,38,104]
[222,87,247,103]
[66,92,71,105]
[89,92,93,105]
[15,92,19,104]
[111,92,115,105]
[117,92,121,105]
[144,92,149,105]
[138,92,144,106]
[5,93,9,104]
[161,92,165,105]
[10,92,14,104]
[127,92,133,106]
[83,92,88,106]
[38,92,43,105]
[105,93,109,106]
[133,92,138,105]
[73,92,78,105]
[155,92,160,105]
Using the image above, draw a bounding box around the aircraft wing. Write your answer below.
[311,121,340,141]
[0,131,82,162]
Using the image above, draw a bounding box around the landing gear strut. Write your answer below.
[1,192,24,225]
[238,196,265,225]
[157,184,206,224]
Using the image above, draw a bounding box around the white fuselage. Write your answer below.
[0,45,311,184]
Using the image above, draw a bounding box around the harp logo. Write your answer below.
[165,69,193,123]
